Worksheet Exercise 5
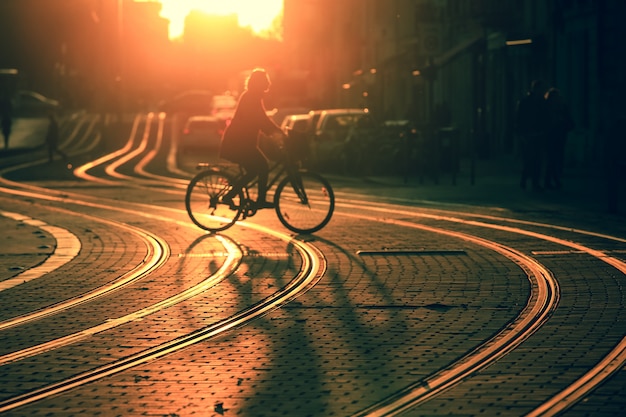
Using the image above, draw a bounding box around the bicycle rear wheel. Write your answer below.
[275,171,335,234]
[185,169,243,232]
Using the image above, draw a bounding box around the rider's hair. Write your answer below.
[246,68,271,93]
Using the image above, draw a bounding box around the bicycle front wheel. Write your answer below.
[275,171,335,234]
[185,170,243,232]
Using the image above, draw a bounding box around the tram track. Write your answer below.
[0,233,239,366]
[0,203,326,414]
[0,138,328,413]
[3,190,617,417]
[0,201,168,331]
[65,114,626,415]
[1,112,624,415]
[343,212,558,416]
[96,184,624,416]
[334,200,626,416]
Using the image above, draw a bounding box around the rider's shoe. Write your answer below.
[221,196,238,210]
[255,200,275,209]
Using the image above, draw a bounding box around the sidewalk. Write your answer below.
[329,154,626,216]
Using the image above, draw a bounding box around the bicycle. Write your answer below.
[185,130,335,234]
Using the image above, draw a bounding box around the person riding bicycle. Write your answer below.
[219,68,284,209]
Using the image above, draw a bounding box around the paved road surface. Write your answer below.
[0,113,624,416]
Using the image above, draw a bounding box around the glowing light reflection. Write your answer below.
[143,0,283,39]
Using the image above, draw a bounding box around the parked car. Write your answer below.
[306,109,324,136]
[179,115,226,153]
[280,113,311,133]
[309,108,376,172]
[13,90,61,117]
[270,107,310,125]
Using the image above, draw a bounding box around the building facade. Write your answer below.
[283,0,626,167]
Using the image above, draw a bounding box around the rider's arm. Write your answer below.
[259,110,282,136]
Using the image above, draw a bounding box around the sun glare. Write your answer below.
[149,0,283,40]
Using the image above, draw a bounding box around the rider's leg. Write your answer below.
[224,149,271,208]
[248,150,271,205]
[223,171,252,202]
[221,152,254,201]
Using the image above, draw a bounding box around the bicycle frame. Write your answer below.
[187,147,334,233]
[237,158,300,200]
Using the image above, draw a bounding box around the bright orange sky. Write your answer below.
[141,0,283,40]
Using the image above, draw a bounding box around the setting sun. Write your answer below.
[146,0,283,40]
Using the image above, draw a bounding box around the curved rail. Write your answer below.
[0,234,240,366]
[0,204,169,331]
[337,201,626,416]
[2,113,624,415]
[347,215,558,416]
[0,222,326,414]
[0,154,328,413]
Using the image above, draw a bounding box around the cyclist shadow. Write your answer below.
[225,241,301,309]
[236,234,415,413]
[174,232,326,413]
[226,238,325,414]
[295,233,403,308]
[295,234,412,359]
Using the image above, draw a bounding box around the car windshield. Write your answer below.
[326,115,353,129]
[326,114,372,130]
[355,115,374,128]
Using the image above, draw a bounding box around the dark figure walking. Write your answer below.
[544,88,573,189]
[515,80,549,191]
[219,68,284,209]
[1,97,12,150]
[46,112,69,165]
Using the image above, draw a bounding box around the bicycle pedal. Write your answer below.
[243,204,257,218]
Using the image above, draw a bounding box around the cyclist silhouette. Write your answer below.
[220,68,283,209]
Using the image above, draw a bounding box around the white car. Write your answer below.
[310,108,375,169]
[280,113,311,133]
[179,115,226,153]
[313,108,373,141]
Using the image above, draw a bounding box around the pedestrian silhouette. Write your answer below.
[1,97,12,150]
[543,87,573,189]
[46,111,70,166]
[515,80,549,191]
